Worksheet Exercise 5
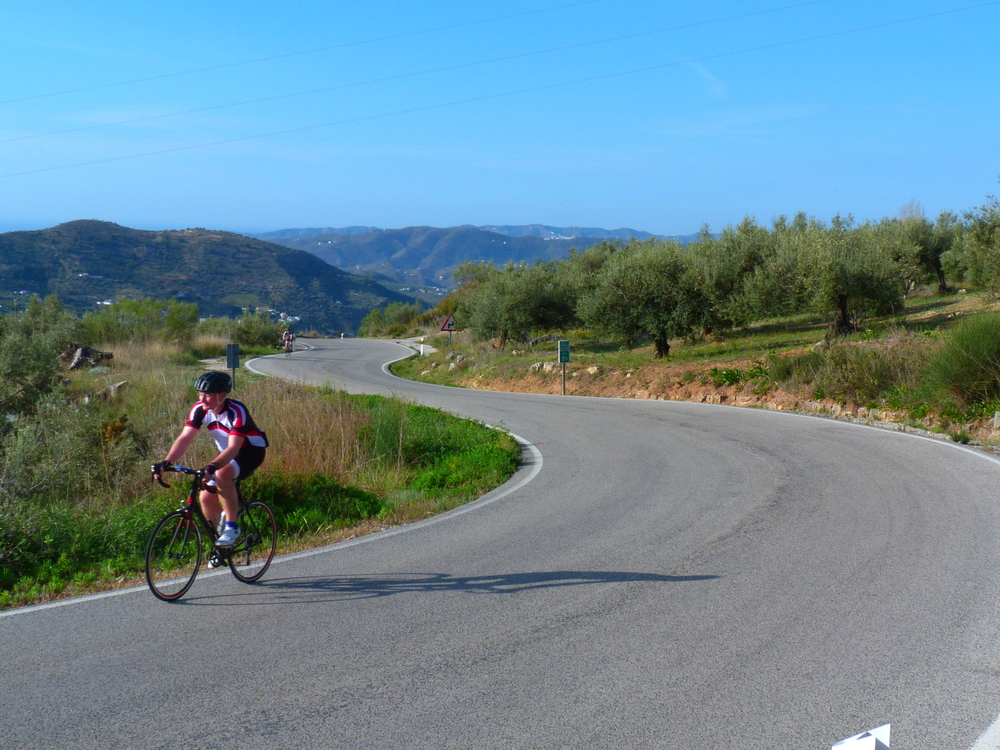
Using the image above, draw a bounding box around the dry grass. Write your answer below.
[79,341,413,496]
[240,378,369,481]
[191,333,230,357]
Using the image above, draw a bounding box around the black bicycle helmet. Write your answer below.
[194,371,233,393]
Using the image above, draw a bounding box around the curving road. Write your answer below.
[5,337,1000,749]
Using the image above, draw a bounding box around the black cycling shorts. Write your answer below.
[233,444,266,479]
[206,445,266,487]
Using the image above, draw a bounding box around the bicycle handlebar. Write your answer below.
[151,464,204,489]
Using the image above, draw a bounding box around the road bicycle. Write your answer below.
[283,338,294,356]
[145,465,277,602]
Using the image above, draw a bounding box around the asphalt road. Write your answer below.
[5,337,1000,749]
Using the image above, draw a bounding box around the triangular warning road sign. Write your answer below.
[440,314,456,331]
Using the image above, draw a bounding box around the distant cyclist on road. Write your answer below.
[153,371,268,547]
[282,328,295,355]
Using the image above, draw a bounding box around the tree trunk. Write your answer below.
[829,293,856,337]
[936,266,948,294]
[653,337,670,359]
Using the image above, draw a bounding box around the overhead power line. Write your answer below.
[0,0,610,106]
[4,0,999,179]
[0,0,839,145]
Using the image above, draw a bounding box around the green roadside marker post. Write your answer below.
[226,343,240,391]
[558,340,570,395]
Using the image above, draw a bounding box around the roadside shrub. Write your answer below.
[358,302,425,338]
[0,296,81,415]
[923,312,1000,408]
[767,349,825,388]
[705,367,746,387]
[0,393,142,508]
[196,316,234,338]
[412,442,519,492]
[244,378,368,480]
[190,333,229,359]
[80,298,198,345]
[192,319,235,357]
[766,331,931,404]
[231,310,282,349]
[0,498,168,599]
[814,331,932,403]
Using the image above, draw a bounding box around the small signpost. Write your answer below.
[226,343,240,390]
[441,313,456,345]
[558,340,570,395]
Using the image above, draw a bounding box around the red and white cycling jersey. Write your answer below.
[185,398,268,452]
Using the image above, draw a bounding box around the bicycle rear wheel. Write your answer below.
[145,510,203,601]
[229,501,276,583]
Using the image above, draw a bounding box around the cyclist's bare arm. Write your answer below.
[162,425,199,468]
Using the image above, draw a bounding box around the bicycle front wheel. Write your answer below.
[229,501,276,583]
[145,510,203,601]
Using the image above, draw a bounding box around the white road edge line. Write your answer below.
[0,339,542,619]
[376,340,1000,749]
[971,715,1000,750]
[275,430,541,564]
[11,339,1000,750]
[0,433,541,620]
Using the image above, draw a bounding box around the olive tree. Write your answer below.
[685,217,772,333]
[942,194,1000,292]
[577,240,702,358]
[464,262,575,348]
[743,215,908,336]
[893,207,959,294]
[805,218,909,336]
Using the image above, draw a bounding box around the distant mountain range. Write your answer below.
[0,221,413,333]
[251,224,675,243]
[0,220,698,333]
[252,226,382,240]
[471,224,668,241]
[250,224,698,297]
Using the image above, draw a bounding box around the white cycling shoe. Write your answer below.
[216,525,240,547]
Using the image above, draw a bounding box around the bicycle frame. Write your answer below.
[148,463,276,601]
[153,466,257,577]
[156,466,223,541]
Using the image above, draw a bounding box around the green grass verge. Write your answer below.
[0,395,520,610]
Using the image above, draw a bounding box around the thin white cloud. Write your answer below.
[652,103,827,138]
[683,61,727,97]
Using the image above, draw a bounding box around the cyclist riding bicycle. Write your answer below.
[153,371,268,548]
[282,328,295,353]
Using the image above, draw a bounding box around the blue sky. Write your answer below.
[2,0,998,236]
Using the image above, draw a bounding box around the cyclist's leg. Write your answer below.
[220,446,264,527]
[198,485,224,530]
[211,463,241,544]
[226,446,273,580]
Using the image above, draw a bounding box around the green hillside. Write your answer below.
[0,220,414,332]
[268,225,601,289]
